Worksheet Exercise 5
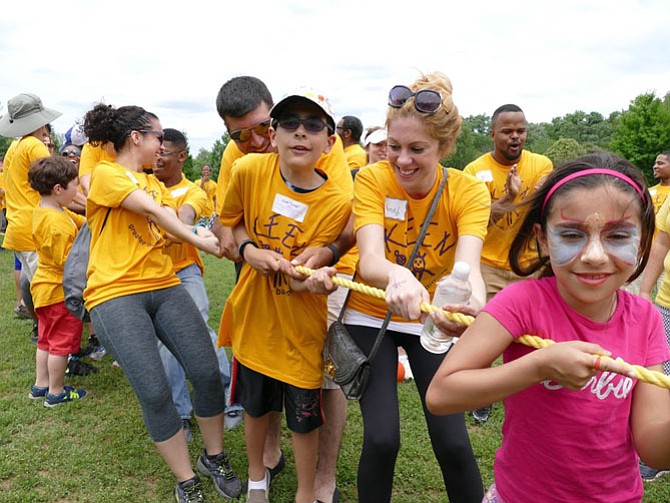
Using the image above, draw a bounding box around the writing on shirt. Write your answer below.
[542,365,634,400]
[127,182,164,247]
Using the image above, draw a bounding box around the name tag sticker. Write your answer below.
[385,197,407,221]
[272,194,308,222]
[476,170,494,182]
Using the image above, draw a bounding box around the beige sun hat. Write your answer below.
[0,93,61,137]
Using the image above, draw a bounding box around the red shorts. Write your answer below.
[36,302,83,356]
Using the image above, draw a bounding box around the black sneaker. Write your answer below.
[470,404,492,424]
[196,450,241,499]
[175,475,206,503]
[66,358,99,377]
[31,322,38,344]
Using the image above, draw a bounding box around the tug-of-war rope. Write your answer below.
[294,265,670,389]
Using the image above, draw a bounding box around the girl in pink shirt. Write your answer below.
[426,152,670,503]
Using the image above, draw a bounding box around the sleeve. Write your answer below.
[28,139,50,161]
[218,157,246,228]
[42,216,76,269]
[643,304,670,366]
[79,143,100,178]
[88,164,138,208]
[184,186,208,218]
[65,208,86,229]
[452,172,491,240]
[216,141,244,212]
[483,280,534,338]
[656,196,670,233]
[352,166,386,233]
[316,135,354,198]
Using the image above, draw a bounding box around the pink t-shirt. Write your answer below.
[485,276,669,503]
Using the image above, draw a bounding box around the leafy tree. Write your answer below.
[525,122,553,154]
[545,111,613,149]
[544,138,589,166]
[443,114,492,169]
[609,92,670,183]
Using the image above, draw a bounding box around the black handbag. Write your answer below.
[324,168,448,400]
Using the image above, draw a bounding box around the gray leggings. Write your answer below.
[90,285,225,442]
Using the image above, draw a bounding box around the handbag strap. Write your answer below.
[339,167,449,361]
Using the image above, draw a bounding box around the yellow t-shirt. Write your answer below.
[218,153,352,389]
[654,198,670,308]
[79,143,116,179]
[163,174,207,275]
[343,143,367,170]
[349,162,490,321]
[2,136,50,251]
[464,150,553,269]
[84,161,180,310]
[649,184,670,239]
[0,167,5,211]
[193,178,217,217]
[31,206,85,308]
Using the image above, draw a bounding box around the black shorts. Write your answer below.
[235,360,324,434]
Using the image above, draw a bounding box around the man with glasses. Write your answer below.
[464,104,552,424]
[336,115,366,170]
[213,76,353,503]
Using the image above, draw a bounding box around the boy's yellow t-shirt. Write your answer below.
[162,174,207,275]
[349,162,491,321]
[343,143,367,170]
[84,161,180,311]
[464,150,552,269]
[2,136,50,251]
[31,206,85,308]
[218,153,351,389]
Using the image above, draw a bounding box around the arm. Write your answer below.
[426,312,633,415]
[630,367,670,467]
[489,165,520,225]
[290,213,355,269]
[640,231,670,300]
[232,224,286,275]
[120,189,219,256]
[357,223,429,321]
[79,174,91,197]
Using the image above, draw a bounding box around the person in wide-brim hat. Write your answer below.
[0,93,61,138]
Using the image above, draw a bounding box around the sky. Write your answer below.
[1,0,669,155]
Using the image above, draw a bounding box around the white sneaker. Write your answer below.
[399,354,414,380]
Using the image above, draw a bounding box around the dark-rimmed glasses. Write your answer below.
[229,119,272,142]
[276,117,329,133]
[138,129,164,144]
[388,85,443,114]
[62,150,81,157]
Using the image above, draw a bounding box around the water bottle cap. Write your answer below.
[452,261,470,279]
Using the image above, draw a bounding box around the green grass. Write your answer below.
[1,241,669,502]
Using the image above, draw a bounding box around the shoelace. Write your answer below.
[181,482,204,502]
[211,454,236,480]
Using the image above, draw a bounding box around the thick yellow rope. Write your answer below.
[295,265,670,389]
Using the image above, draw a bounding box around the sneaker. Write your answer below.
[470,404,492,424]
[640,461,670,481]
[224,405,243,430]
[14,304,30,319]
[28,385,48,400]
[196,450,242,499]
[246,469,270,503]
[175,475,205,503]
[44,385,86,408]
[182,419,193,444]
[31,322,38,344]
[66,358,99,377]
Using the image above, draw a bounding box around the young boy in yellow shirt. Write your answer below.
[218,89,351,503]
[27,156,86,407]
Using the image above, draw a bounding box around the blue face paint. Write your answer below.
[547,219,641,267]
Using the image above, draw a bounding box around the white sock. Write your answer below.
[247,473,268,491]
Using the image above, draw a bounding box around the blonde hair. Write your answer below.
[386,72,462,156]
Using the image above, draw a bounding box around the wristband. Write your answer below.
[238,239,258,260]
[192,221,207,234]
[325,243,340,267]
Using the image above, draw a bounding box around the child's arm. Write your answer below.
[426,312,622,415]
[640,231,670,299]
[631,367,670,468]
[231,224,286,275]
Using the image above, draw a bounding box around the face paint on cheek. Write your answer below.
[603,227,641,265]
[547,226,588,266]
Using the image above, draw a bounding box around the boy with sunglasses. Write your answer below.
[218,89,351,503]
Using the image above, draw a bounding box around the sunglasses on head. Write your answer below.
[61,150,80,157]
[388,85,443,114]
[275,117,330,134]
[229,119,271,142]
[138,129,164,144]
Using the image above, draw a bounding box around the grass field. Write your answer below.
[1,241,669,502]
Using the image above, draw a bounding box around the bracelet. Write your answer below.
[238,239,258,260]
[192,222,207,234]
[325,243,340,267]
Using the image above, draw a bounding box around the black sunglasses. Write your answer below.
[388,85,443,114]
[61,150,81,157]
[276,117,330,133]
[138,129,164,144]
[229,119,271,142]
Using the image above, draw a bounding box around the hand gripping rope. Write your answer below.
[294,265,670,389]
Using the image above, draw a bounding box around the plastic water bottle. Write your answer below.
[420,261,471,354]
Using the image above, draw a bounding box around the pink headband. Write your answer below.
[541,168,645,214]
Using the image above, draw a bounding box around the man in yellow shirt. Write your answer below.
[337,115,367,170]
[464,104,552,423]
[194,164,217,219]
